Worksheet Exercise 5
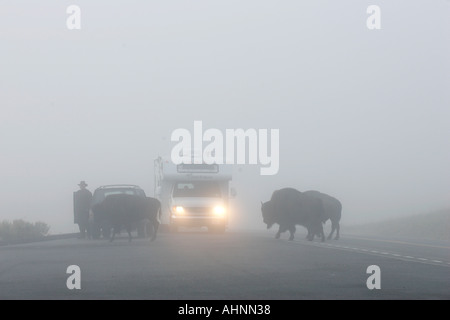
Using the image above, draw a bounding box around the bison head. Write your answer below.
[261,200,276,229]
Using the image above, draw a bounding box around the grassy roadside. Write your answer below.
[0,219,51,246]
[344,209,450,241]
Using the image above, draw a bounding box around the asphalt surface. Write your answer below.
[0,229,449,300]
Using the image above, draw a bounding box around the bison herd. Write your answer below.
[87,187,340,243]
[262,188,341,242]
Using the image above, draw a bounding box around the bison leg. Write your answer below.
[327,220,340,240]
[306,227,314,240]
[275,229,281,239]
[305,226,315,241]
[334,223,340,240]
[275,225,284,239]
[306,227,315,241]
[327,224,335,240]
[276,224,288,239]
[137,221,146,238]
[288,225,296,241]
[127,227,132,242]
[109,228,116,242]
[319,225,325,242]
[150,219,159,241]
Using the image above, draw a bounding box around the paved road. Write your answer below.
[0,229,449,299]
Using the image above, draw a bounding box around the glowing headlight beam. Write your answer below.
[213,206,226,217]
[173,206,185,215]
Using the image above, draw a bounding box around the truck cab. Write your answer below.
[154,157,233,233]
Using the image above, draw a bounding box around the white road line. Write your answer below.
[287,240,450,267]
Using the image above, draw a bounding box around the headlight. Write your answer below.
[213,206,226,217]
[173,206,185,215]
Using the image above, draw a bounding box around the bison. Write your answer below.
[91,194,161,242]
[304,190,342,240]
[261,188,326,241]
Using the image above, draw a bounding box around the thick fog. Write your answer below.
[1,1,449,234]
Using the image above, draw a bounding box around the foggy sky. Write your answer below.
[1,0,449,233]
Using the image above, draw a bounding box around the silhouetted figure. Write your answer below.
[73,181,92,239]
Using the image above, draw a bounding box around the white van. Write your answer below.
[154,157,234,233]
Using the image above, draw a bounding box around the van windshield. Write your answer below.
[173,181,221,198]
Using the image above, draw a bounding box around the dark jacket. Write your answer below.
[73,189,92,224]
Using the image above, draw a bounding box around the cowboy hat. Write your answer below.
[78,181,88,187]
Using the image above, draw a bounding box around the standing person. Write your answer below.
[73,181,92,239]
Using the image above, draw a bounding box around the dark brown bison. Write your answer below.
[92,194,160,242]
[304,190,342,240]
[261,188,326,241]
